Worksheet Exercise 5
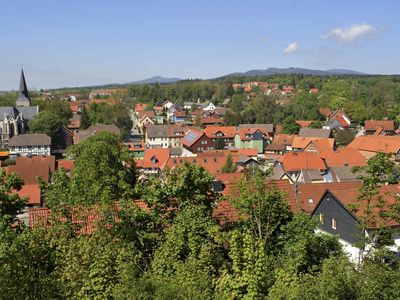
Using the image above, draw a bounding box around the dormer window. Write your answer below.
[307,198,314,204]
[151,156,159,164]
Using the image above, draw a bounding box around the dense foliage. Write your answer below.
[1,143,400,298]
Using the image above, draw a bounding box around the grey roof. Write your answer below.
[331,166,364,182]
[0,106,39,121]
[16,69,31,106]
[302,169,323,183]
[75,125,121,142]
[299,128,331,138]
[9,134,51,147]
[146,125,168,138]
[239,123,274,133]
[271,164,286,180]
[170,147,182,157]
[16,106,39,120]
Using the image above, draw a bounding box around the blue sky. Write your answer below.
[0,0,399,90]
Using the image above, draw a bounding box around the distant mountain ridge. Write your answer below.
[126,76,182,85]
[220,67,367,78]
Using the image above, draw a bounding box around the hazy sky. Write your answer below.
[0,0,399,90]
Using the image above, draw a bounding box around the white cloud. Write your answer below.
[283,42,300,54]
[322,23,380,44]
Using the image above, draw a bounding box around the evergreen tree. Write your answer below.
[80,106,91,129]
[221,153,237,173]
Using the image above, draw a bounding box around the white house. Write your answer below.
[202,102,216,112]
[8,134,51,157]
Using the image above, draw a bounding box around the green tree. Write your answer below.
[67,132,137,205]
[214,137,226,150]
[335,129,355,146]
[282,116,300,134]
[0,169,26,230]
[28,111,63,138]
[221,153,237,173]
[80,105,91,129]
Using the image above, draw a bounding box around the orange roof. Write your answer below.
[138,110,155,120]
[319,107,332,117]
[18,184,41,205]
[6,164,51,184]
[200,116,224,126]
[281,152,327,172]
[292,137,330,149]
[0,150,9,157]
[141,148,170,169]
[296,120,313,128]
[204,126,237,138]
[347,136,400,154]
[57,159,75,171]
[296,181,363,214]
[305,139,335,153]
[238,148,258,157]
[135,103,148,112]
[365,120,395,131]
[320,148,367,167]
[266,134,295,151]
[16,156,56,173]
[236,127,269,141]
[164,154,228,175]
[174,110,187,117]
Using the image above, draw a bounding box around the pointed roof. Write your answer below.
[16,69,31,106]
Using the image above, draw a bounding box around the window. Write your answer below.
[331,218,337,229]
[319,213,324,223]
[307,198,314,204]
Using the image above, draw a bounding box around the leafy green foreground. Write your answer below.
[1,133,400,299]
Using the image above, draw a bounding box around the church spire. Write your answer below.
[16,68,31,107]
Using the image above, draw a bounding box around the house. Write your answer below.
[319,148,367,167]
[234,128,269,154]
[200,116,224,128]
[364,120,395,135]
[347,135,400,160]
[277,152,332,183]
[327,109,351,130]
[52,126,74,154]
[0,69,39,147]
[8,134,51,157]
[74,125,120,143]
[134,103,148,113]
[265,134,295,154]
[204,126,237,148]
[125,141,145,159]
[292,137,334,152]
[137,111,155,132]
[303,138,335,154]
[161,100,174,110]
[311,185,400,263]
[145,125,185,148]
[299,128,332,138]
[183,102,194,110]
[202,102,216,112]
[136,148,170,176]
[172,110,187,123]
[181,129,214,155]
[239,124,274,137]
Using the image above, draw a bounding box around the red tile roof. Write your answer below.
[292,137,333,150]
[281,152,327,172]
[296,120,313,128]
[141,148,170,169]
[320,148,367,167]
[319,107,332,117]
[5,164,51,184]
[203,126,237,138]
[16,156,56,174]
[238,148,258,157]
[57,160,75,171]
[134,103,148,112]
[200,116,224,126]
[236,127,269,141]
[18,184,41,205]
[347,136,400,154]
[365,120,395,132]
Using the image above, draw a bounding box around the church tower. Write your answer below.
[15,69,31,107]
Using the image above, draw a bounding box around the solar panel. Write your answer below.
[185,132,198,142]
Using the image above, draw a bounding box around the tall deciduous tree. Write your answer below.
[28,111,63,138]
[67,131,137,205]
